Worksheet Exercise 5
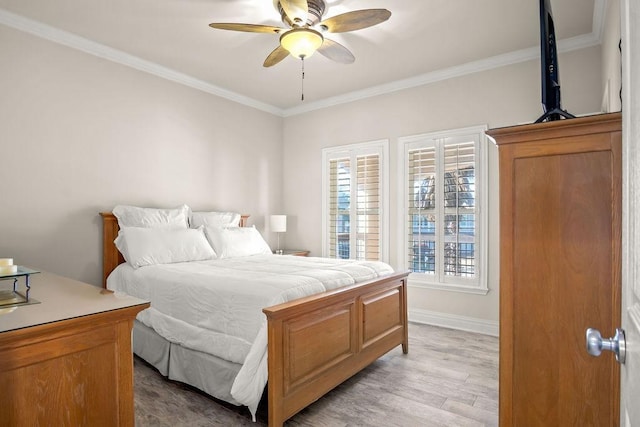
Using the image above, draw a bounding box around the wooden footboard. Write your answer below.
[263,270,409,427]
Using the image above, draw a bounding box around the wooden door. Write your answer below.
[488,113,622,427]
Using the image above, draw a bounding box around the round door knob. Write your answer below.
[585,328,626,364]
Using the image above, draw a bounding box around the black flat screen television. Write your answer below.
[535,0,575,123]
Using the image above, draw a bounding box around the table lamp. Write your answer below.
[270,215,287,254]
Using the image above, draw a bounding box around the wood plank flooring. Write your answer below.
[134,323,498,426]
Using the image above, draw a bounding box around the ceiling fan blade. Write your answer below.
[263,45,290,67]
[209,23,284,34]
[279,0,308,24]
[319,9,391,33]
[317,38,355,64]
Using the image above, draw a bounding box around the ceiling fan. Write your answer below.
[209,0,391,67]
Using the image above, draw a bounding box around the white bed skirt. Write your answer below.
[133,320,244,407]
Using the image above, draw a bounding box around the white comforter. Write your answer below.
[107,254,394,418]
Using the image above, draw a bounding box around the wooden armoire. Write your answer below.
[487,112,622,426]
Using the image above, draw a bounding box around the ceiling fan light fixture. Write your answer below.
[280,28,324,59]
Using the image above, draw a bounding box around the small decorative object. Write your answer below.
[270,215,287,255]
[0,259,40,307]
[0,258,17,275]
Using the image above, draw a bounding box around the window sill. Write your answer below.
[408,275,489,295]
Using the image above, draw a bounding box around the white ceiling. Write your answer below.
[0,0,601,116]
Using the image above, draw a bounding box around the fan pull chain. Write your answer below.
[301,57,305,101]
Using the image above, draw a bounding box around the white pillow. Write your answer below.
[113,205,190,229]
[204,226,272,258]
[115,226,215,268]
[190,211,241,228]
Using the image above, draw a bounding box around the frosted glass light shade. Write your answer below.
[270,215,287,233]
[280,28,323,59]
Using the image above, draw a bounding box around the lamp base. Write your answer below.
[275,232,284,255]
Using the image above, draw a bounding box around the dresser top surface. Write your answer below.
[0,271,148,333]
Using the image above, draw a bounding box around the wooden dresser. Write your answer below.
[0,272,149,426]
[487,112,622,427]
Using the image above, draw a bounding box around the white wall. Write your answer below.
[282,46,603,329]
[0,25,283,286]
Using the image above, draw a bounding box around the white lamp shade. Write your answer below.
[270,215,287,233]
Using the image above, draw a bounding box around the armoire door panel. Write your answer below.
[511,150,615,425]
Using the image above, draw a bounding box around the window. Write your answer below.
[401,126,488,294]
[322,140,388,262]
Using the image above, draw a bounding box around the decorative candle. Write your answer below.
[0,258,13,266]
[0,264,17,275]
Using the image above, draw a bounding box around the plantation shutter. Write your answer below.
[406,138,477,279]
[355,154,381,260]
[402,126,486,292]
[407,145,437,274]
[327,153,382,261]
[442,140,476,278]
[328,157,350,259]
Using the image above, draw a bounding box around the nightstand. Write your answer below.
[274,249,310,257]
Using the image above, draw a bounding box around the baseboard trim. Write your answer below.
[409,308,499,337]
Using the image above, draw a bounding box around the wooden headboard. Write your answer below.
[99,212,249,288]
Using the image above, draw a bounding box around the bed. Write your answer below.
[100,209,409,426]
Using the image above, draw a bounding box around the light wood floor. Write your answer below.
[134,323,498,426]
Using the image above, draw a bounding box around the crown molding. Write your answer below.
[0,8,284,116]
[282,30,602,117]
[1,3,606,119]
[592,0,608,43]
